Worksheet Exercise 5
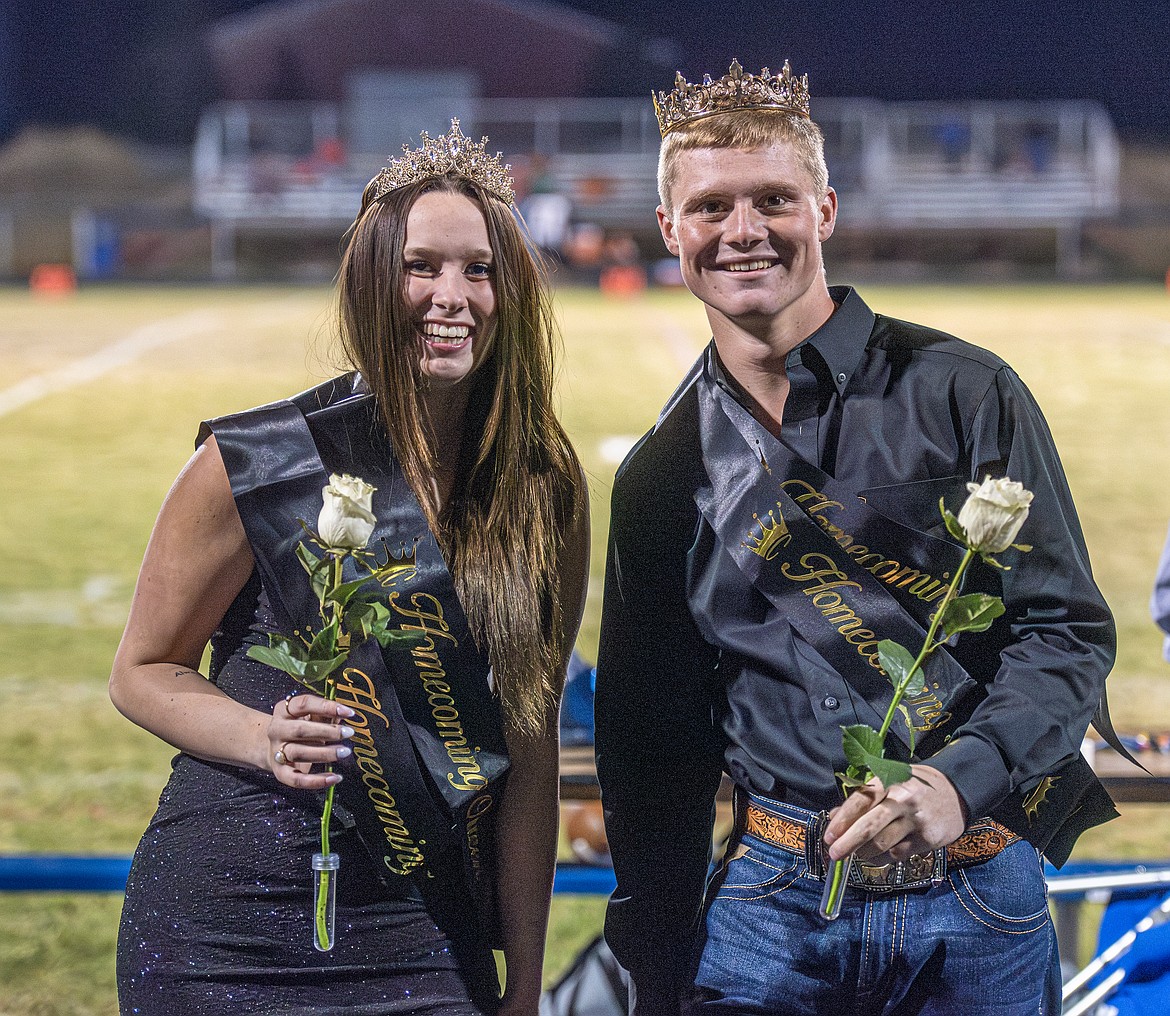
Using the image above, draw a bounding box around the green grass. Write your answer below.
[3,282,1170,1011]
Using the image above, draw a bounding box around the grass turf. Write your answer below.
[2,282,1170,1012]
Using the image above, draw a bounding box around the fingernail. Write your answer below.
[336,705,355,718]
[339,726,354,738]
[325,774,343,785]
[336,745,352,758]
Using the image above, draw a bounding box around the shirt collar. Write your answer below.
[787,285,875,394]
[707,285,876,399]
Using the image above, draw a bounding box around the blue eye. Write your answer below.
[466,263,494,277]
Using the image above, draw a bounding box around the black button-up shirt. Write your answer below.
[594,286,1115,1013]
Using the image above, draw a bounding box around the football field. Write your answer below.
[2,281,1170,1013]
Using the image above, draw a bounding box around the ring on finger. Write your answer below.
[273,743,292,766]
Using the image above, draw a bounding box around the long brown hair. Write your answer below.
[337,171,582,735]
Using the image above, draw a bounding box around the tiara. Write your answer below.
[653,58,811,137]
[368,118,515,205]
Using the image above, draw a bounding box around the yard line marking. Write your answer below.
[0,309,222,418]
[0,573,128,627]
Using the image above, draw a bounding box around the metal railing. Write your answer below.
[0,855,616,896]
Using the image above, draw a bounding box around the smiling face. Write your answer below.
[657,142,837,348]
[403,190,498,388]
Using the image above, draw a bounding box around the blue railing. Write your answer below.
[0,855,616,896]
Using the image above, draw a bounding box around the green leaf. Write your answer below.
[247,644,308,678]
[268,633,308,660]
[346,600,392,641]
[295,540,321,576]
[345,602,375,640]
[841,723,884,767]
[326,575,373,610]
[836,772,868,789]
[308,622,339,660]
[939,592,1005,635]
[295,542,330,601]
[877,640,922,694]
[836,763,870,790]
[303,654,348,684]
[841,723,913,788]
[372,627,422,648]
[940,499,967,545]
[870,755,913,787]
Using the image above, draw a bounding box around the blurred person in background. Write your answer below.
[594,60,1119,1016]
[1153,523,1170,662]
[109,121,588,1016]
[518,153,573,260]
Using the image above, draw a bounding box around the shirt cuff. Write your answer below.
[926,735,1012,822]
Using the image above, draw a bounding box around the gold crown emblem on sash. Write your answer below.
[369,119,515,206]
[743,508,791,561]
[1022,775,1060,825]
[653,58,811,137]
[367,539,420,588]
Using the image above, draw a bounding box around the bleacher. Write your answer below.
[192,96,1119,278]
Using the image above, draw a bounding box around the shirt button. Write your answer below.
[836,372,847,385]
[823,695,840,710]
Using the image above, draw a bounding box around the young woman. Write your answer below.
[111,122,588,1016]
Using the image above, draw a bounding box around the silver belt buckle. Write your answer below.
[852,847,947,892]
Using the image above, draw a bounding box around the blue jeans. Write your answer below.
[689,799,1060,1016]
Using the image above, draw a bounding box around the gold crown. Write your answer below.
[369,119,515,205]
[343,536,421,589]
[653,58,811,137]
[742,508,791,561]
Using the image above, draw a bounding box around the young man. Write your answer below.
[594,60,1119,1016]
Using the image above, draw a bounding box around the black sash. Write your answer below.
[681,355,1117,865]
[206,385,508,935]
[695,374,976,756]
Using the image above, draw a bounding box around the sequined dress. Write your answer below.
[117,576,500,1016]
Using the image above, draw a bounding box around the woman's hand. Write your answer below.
[265,693,356,789]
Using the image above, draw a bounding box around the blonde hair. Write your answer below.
[337,172,583,735]
[658,110,828,211]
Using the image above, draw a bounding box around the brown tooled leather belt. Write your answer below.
[741,800,1020,892]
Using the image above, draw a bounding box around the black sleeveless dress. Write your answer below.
[117,389,501,1016]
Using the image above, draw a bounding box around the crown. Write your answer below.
[362,537,419,588]
[369,119,515,205]
[653,58,811,137]
[742,508,791,561]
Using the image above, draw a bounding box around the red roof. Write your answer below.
[208,0,621,100]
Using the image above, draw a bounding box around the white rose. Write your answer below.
[957,476,1034,554]
[317,474,377,550]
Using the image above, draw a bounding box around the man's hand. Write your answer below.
[823,765,969,863]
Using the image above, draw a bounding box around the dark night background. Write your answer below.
[3,0,1169,146]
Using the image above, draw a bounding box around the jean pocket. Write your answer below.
[947,841,1051,935]
[714,846,802,902]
